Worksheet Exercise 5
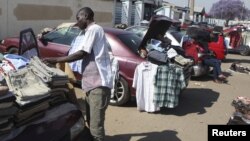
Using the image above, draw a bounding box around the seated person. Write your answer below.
[198,41,227,83]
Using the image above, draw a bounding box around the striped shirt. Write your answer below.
[68,34,84,74]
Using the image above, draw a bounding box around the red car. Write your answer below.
[223,25,250,56]
[0,23,144,106]
[182,26,227,77]
[185,25,227,60]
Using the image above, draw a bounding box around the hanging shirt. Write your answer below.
[133,62,160,112]
[153,65,186,108]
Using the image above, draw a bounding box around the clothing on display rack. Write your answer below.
[133,61,187,112]
[153,65,186,108]
[133,61,160,112]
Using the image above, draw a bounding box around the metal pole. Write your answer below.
[241,3,244,21]
[112,0,117,26]
[189,0,194,20]
[7,0,9,37]
[220,9,222,19]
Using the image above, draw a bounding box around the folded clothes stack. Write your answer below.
[0,92,17,135]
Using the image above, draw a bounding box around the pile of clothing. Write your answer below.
[146,38,194,66]
[227,96,250,125]
[229,62,250,74]
[0,54,87,141]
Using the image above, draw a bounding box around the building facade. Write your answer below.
[114,0,162,26]
[0,0,114,39]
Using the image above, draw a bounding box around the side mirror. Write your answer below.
[39,36,48,46]
[37,27,53,46]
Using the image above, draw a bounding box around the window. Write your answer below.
[144,3,156,21]
[169,31,184,43]
[126,26,148,38]
[43,27,81,45]
[117,34,142,55]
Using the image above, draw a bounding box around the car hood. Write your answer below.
[56,22,76,29]
[2,37,19,42]
[139,15,173,50]
[1,37,19,48]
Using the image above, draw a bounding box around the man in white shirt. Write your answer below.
[44,7,113,141]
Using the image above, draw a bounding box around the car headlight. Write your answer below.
[70,117,85,140]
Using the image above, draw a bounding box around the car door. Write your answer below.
[19,28,40,59]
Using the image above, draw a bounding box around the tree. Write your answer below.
[209,0,249,21]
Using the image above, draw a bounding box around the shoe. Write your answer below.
[218,76,228,83]
[218,74,227,80]
[213,79,223,84]
[221,79,228,83]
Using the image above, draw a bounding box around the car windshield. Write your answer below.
[116,34,142,55]
[126,27,148,38]
[43,27,81,46]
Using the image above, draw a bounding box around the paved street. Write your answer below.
[76,54,250,141]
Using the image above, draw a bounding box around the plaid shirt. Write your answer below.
[153,65,186,108]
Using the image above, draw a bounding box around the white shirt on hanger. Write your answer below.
[133,61,160,112]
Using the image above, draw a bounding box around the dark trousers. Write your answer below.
[203,58,222,79]
[85,87,111,141]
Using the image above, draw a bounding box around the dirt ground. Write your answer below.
[75,54,250,141]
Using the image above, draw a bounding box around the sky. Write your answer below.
[165,0,250,12]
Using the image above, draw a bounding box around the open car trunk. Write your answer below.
[139,15,173,51]
[139,15,192,86]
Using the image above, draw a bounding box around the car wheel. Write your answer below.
[239,45,250,56]
[109,77,130,106]
[8,47,18,54]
